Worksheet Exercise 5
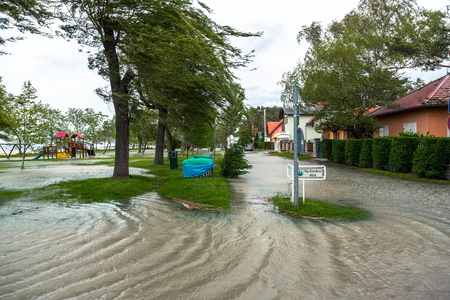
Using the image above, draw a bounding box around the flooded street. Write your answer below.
[1,152,449,299]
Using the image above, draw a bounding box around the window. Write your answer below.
[403,122,417,134]
[379,125,389,137]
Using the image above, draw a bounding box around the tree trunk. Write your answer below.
[166,127,173,161]
[154,107,167,165]
[102,22,134,178]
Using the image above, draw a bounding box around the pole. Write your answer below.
[263,108,267,141]
[293,82,299,207]
[214,118,217,162]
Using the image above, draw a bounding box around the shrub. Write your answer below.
[332,140,347,164]
[359,139,373,168]
[413,137,450,178]
[388,136,419,173]
[322,139,333,160]
[220,146,252,178]
[345,139,364,166]
[372,137,392,170]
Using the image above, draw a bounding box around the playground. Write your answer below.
[0,132,96,160]
[38,132,96,160]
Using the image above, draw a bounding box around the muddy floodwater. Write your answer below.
[0,152,449,299]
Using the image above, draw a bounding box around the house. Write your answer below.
[283,107,322,142]
[370,74,450,137]
[266,119,285,151]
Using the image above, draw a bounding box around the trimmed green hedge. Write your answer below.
[359,139,373,168]
[322,139,333,160]
[413,137,450,178]
[332,140,347,164]
[345,139,364,166]
[322,136,449,179]
[372,137,392,170]
[388,136,419,173]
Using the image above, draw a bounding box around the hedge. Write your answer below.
[322,139,333,160]
[359,139,373,168]
[413,137,450,178]
[345,139,364,166]
[332,140,347,164]
[388,136,419,173]
[372,137,392,170]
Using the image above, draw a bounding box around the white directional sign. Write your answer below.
[287,164,326,180]
[287,164,327,204]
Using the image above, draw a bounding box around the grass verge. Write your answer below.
[270,195,370,221]
[1,155,231,211]
[269,152,312,160]
[35,175,156,203]
[142,156,231,210]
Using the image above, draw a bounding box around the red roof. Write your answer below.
[267,119,284,136]
[56,132,69,138]
[370,74,450,116]
[71,133,84,139]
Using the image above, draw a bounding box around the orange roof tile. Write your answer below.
[370,74,450,116]
[267,119,283,136]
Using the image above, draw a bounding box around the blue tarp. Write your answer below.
[182,162,214,178]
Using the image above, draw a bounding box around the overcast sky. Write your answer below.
[0,0,448,117]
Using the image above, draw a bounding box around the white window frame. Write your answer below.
[379,125,389,137]
[403,122,417,134]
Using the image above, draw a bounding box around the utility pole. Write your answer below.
[263,108,267,141]
[293,82,299,207]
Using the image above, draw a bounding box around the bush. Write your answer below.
[413,137,450,178]
[345,139,364,166]
[359,139,373,168]
[332,140,347,164]
[372,137,392,170]
[220,146,252,178]
[322,139,333,160]
[388,136,419,173]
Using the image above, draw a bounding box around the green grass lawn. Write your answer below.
[1,155,231,210]
[270,195,370,221]
[269,152,312,160]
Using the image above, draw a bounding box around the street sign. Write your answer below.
[287,164,326,180]
[287,164,326,204]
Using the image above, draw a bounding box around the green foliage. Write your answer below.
[388,136,419,173]
[345,139,363,166]
[321,139,333,160]
[372,137,392,170]
[220,146,252,178]
[270,195,370,221]
[0,0,52,54]
[280,0,449,136]
[332,140,346,164]
[413,137,450,178]
[359,139,373,168]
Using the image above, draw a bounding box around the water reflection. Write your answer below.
[0,152,449,299]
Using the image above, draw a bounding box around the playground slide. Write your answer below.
[33,152,44,160]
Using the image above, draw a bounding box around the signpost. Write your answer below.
[287,164,326,204]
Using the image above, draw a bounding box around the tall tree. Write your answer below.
[57,0,259,173]
[3,81,46,168]
[57,0,152,177]
[280,0,450,138]
[132,2,260,164]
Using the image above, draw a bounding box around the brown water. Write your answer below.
[1,152,449,299]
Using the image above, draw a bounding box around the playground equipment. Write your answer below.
[39,132,96,159]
